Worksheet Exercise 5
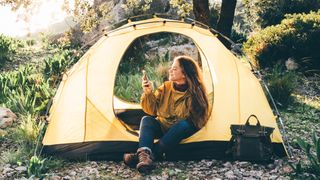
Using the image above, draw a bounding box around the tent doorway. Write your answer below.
[113,32,215,131]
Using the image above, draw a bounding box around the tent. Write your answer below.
[42,17,287,160]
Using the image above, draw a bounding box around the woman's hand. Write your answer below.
[142,79,153,94]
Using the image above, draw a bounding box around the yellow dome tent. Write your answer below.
[42,16,287,160]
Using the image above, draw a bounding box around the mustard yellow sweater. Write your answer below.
[140,81,192,131]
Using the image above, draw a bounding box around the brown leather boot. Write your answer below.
[136,148,155,173]
[123,152,138,168]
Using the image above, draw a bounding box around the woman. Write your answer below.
[124,55,210,173]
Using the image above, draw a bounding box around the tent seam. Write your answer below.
[84,54,90,142]
[234,61,241,123]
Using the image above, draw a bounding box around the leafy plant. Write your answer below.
[266,64,297,107]
[27,155,47,178]
[0,34,22,68]
[43,48,81,83]
[115,58,168,103]
[0,148,26,166]
[291,131,320,176]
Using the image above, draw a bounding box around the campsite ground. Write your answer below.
[1,75,319,179]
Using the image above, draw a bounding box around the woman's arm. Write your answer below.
[140,84,164,116]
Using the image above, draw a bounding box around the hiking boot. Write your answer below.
[123,152,138,168]
[136,148,155,173]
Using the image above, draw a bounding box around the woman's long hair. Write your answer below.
[175,56,209,129]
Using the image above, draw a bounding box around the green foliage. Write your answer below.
[115,58,168,103]
[27,155,47,178]
[243,10,320,73]
[291,131,320,176]
[121,0,152,17]
[0,66,53,115]
[243,0,320,29]
[0,148,26,165]
[62,0,112,33]
[169,0,192,17]
[0,115,44,166]
[9,115,43,151]
[43,49,78,82]
[0,34,23,68]
[265,64,297,107]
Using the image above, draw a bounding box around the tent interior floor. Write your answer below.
[114,109,147,130]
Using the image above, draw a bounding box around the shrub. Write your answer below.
[243,0,320,29]
[265,64,297,107]
[0,66,53,115]
[243,10,320,74]
[0,34,20,68]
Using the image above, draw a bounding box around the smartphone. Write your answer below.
[142,70,149,87]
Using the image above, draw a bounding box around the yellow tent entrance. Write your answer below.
[42,17,287,160]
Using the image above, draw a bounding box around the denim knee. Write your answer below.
[140,116,158,130]
[174,120,196,132]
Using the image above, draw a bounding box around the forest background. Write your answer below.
[0,0,319,179]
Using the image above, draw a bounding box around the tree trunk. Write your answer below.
[217,0,237,38]
[193,0,210,25]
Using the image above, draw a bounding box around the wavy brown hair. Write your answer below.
[175,56,209,129]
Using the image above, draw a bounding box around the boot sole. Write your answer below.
[123,154,138,168]
[137,164,155,173]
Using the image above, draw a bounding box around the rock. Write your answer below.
[238,161,250,168]
[269,175,278,180]
[223,162,232,168]
[285,58,298,70]
[175,168,182,173]
[282,165,293,173]
[63,175,72,180]
[0,107,17,129]
[224,170,237,179]
[3,167,14,174]
[15,166,27,172]
[68,170,76,176]
[49,175,61,180]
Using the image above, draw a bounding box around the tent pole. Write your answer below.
[255,70,294,158]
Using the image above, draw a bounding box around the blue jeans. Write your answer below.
[139,116,197,157]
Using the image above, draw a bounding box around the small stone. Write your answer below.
[69,171,76,176]
[282,165,293,173]
[63,175,71,180]
[168,169,176,176]
[6,171,15,177]
[238,161,250,168]
[15,166,27,172]
[224,170,236,179]
[267,163,275,169]
[49,175,61,180]
[269,175,278,180]
[90,161,98,167]
[223,162,232,168]
[3,167,14,174]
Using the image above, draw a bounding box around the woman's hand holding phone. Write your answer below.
[142,70,152,94]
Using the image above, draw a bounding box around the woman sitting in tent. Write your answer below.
[123,55,210,173]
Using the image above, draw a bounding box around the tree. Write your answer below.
[217,0,237,38]
[192,0,210,25]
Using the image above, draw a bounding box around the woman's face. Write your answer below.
[168,59,186,84]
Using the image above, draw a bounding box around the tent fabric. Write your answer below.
[42,17,287,159]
